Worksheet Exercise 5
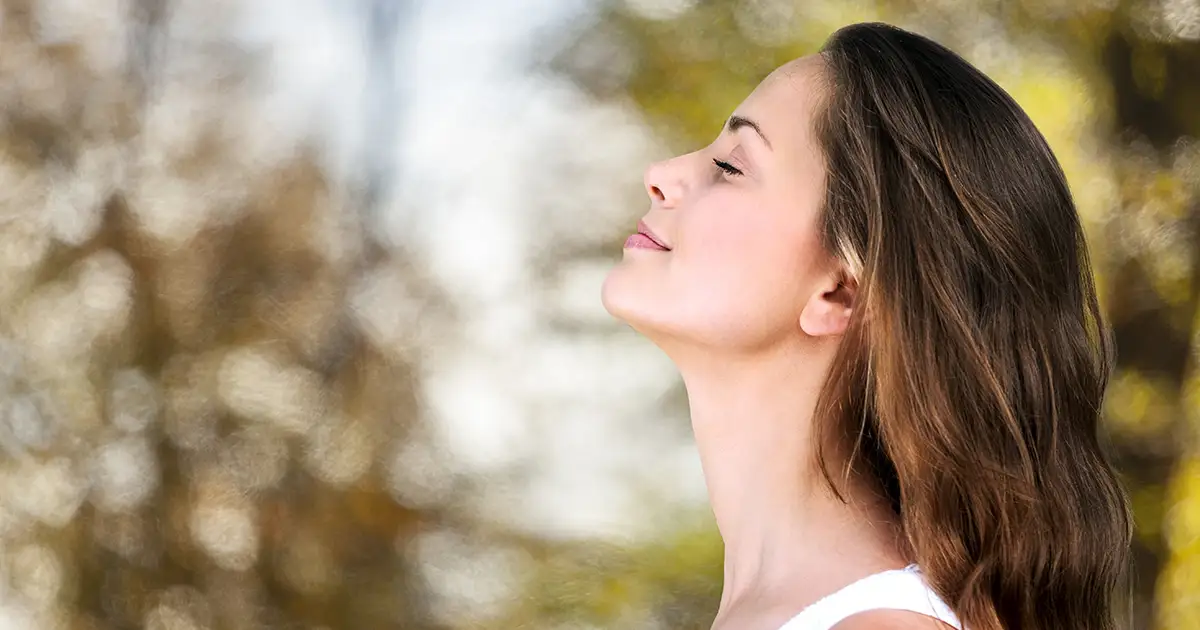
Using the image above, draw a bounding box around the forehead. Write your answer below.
[732,55,827,157]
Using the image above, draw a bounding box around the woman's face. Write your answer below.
[602,56,848,352]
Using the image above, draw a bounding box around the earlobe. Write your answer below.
[798,300,852,337]
[798,276,856,338]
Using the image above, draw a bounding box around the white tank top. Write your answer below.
[777,564,963,630]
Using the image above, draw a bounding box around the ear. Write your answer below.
[798,272,856,338]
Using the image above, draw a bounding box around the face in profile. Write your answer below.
[601,56,852,355]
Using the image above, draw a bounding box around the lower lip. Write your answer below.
[624,234,669,251]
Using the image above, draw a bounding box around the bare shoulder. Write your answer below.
[830,610,958,630]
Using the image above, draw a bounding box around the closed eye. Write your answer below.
[713,159,743,177]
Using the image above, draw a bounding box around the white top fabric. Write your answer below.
[777,564,963,630]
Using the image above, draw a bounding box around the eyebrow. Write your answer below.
[726,115,772,150]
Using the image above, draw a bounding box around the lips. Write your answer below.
[625,220,671,251]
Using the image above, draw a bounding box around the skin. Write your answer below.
[601,55,955,630]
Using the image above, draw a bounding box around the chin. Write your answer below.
[599,264,640,324]
[600,264,662,328]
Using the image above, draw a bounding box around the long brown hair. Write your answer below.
[810,22,1132,630]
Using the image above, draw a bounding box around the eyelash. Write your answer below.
[713,158,743,178]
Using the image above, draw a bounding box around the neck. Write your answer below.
[674,340,904,614]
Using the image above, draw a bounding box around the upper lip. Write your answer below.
[637,220,671,250]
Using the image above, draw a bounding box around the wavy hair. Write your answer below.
[810,22,1132,630]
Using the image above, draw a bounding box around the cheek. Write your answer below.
[674,206,819,306]
[654,208,824,350]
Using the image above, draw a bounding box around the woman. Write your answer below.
[601,22,1131,630]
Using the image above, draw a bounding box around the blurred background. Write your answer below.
[0,0,1197,628]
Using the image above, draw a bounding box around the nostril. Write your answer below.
[649,185,665,201]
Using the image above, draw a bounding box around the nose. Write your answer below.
[643,158,684,208]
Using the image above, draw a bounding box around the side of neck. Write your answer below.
[679,355,906,617]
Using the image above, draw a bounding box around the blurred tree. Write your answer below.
[0,0,459,628]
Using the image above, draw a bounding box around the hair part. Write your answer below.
[809,22,1132,630]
